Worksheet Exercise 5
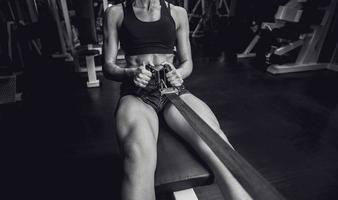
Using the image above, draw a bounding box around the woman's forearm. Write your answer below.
[176,60,193,80]
[103,62,136,82]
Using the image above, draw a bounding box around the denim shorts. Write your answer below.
[120,78,188,112]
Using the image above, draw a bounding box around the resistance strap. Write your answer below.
[165,93,286,200]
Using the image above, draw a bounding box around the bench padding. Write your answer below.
[155,122,213,193]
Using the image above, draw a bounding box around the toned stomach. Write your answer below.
[125,53,175,69]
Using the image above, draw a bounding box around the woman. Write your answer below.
[103,0,252,199]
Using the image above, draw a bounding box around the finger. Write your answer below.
[139,74,151,82]
[149,61,155,67]
[166,71,174,78]
[141,68,152,77]
[176,71,183,79]
[138,73,151,82]
[167,76,176,82]
[135,80,146,88]
[169,76,183,84]
[133,79,143,88]
[138,83,146,88]
[134,76,148,86]
[168,64,176,71]
[171,80,182,87]
[175,79,184,86]
[166,70,178,77]
[168,74,180,81]
[139,64,147,75]
[161,61,174,69]
[169,74,180,80]
[135,77,149,85]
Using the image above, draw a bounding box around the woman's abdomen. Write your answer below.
[125,53,175,68]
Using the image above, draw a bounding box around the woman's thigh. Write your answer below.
[116,95,159,155]
[163,93,229,144]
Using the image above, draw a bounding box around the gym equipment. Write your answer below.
[0,0,42,103]
[49,0,73,60]
[0,70,22,104]
[58,0,112,88]
[155,122,212,195]
[187,0,232,38]
[4,0,41,69]
[237,22,260,59]
[187,0,207,38]
[328,42,338,72]
[145,64,181,95]
[221,0,273,61]
[267,0,338,74]
[145,64,170,91]
[73,0,98,45]
[146,64,216,198]
[165,93,286,200]
[238,2,303,59]
[75,44,102,88]
[25,0,39,23]
[148,64,286,200]
[0,74,16,104]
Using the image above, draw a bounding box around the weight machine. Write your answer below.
[266,0,338,74]
[50,0,110,87]
[186,0,232,38]
[0,0,43,104]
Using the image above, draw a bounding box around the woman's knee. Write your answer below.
[123,137,157,171]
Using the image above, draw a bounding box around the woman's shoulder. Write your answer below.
[166,3,188,28]
[104,3,124,25]
[105,3,124,16]
[168,3,188,17]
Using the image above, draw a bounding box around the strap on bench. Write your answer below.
[165,92,286,200]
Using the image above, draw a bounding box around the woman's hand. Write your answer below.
[162,62,184,87]
[133,63,152,88]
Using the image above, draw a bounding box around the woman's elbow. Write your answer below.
[102,63,115,80]
[186,62,193,77]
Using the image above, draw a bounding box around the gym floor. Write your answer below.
[2,52,338,200]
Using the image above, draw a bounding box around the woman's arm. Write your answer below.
[103,5,136,81]
[172,6,193,80]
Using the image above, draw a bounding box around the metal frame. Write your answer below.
[267,0,338,74]
[57,0,109,87]
[187,0,232,38]
[49,0,73,60]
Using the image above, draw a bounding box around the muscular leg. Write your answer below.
[163,93,253,200]
[116,95,159,200]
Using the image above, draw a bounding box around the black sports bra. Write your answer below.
[118,0,176,56]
